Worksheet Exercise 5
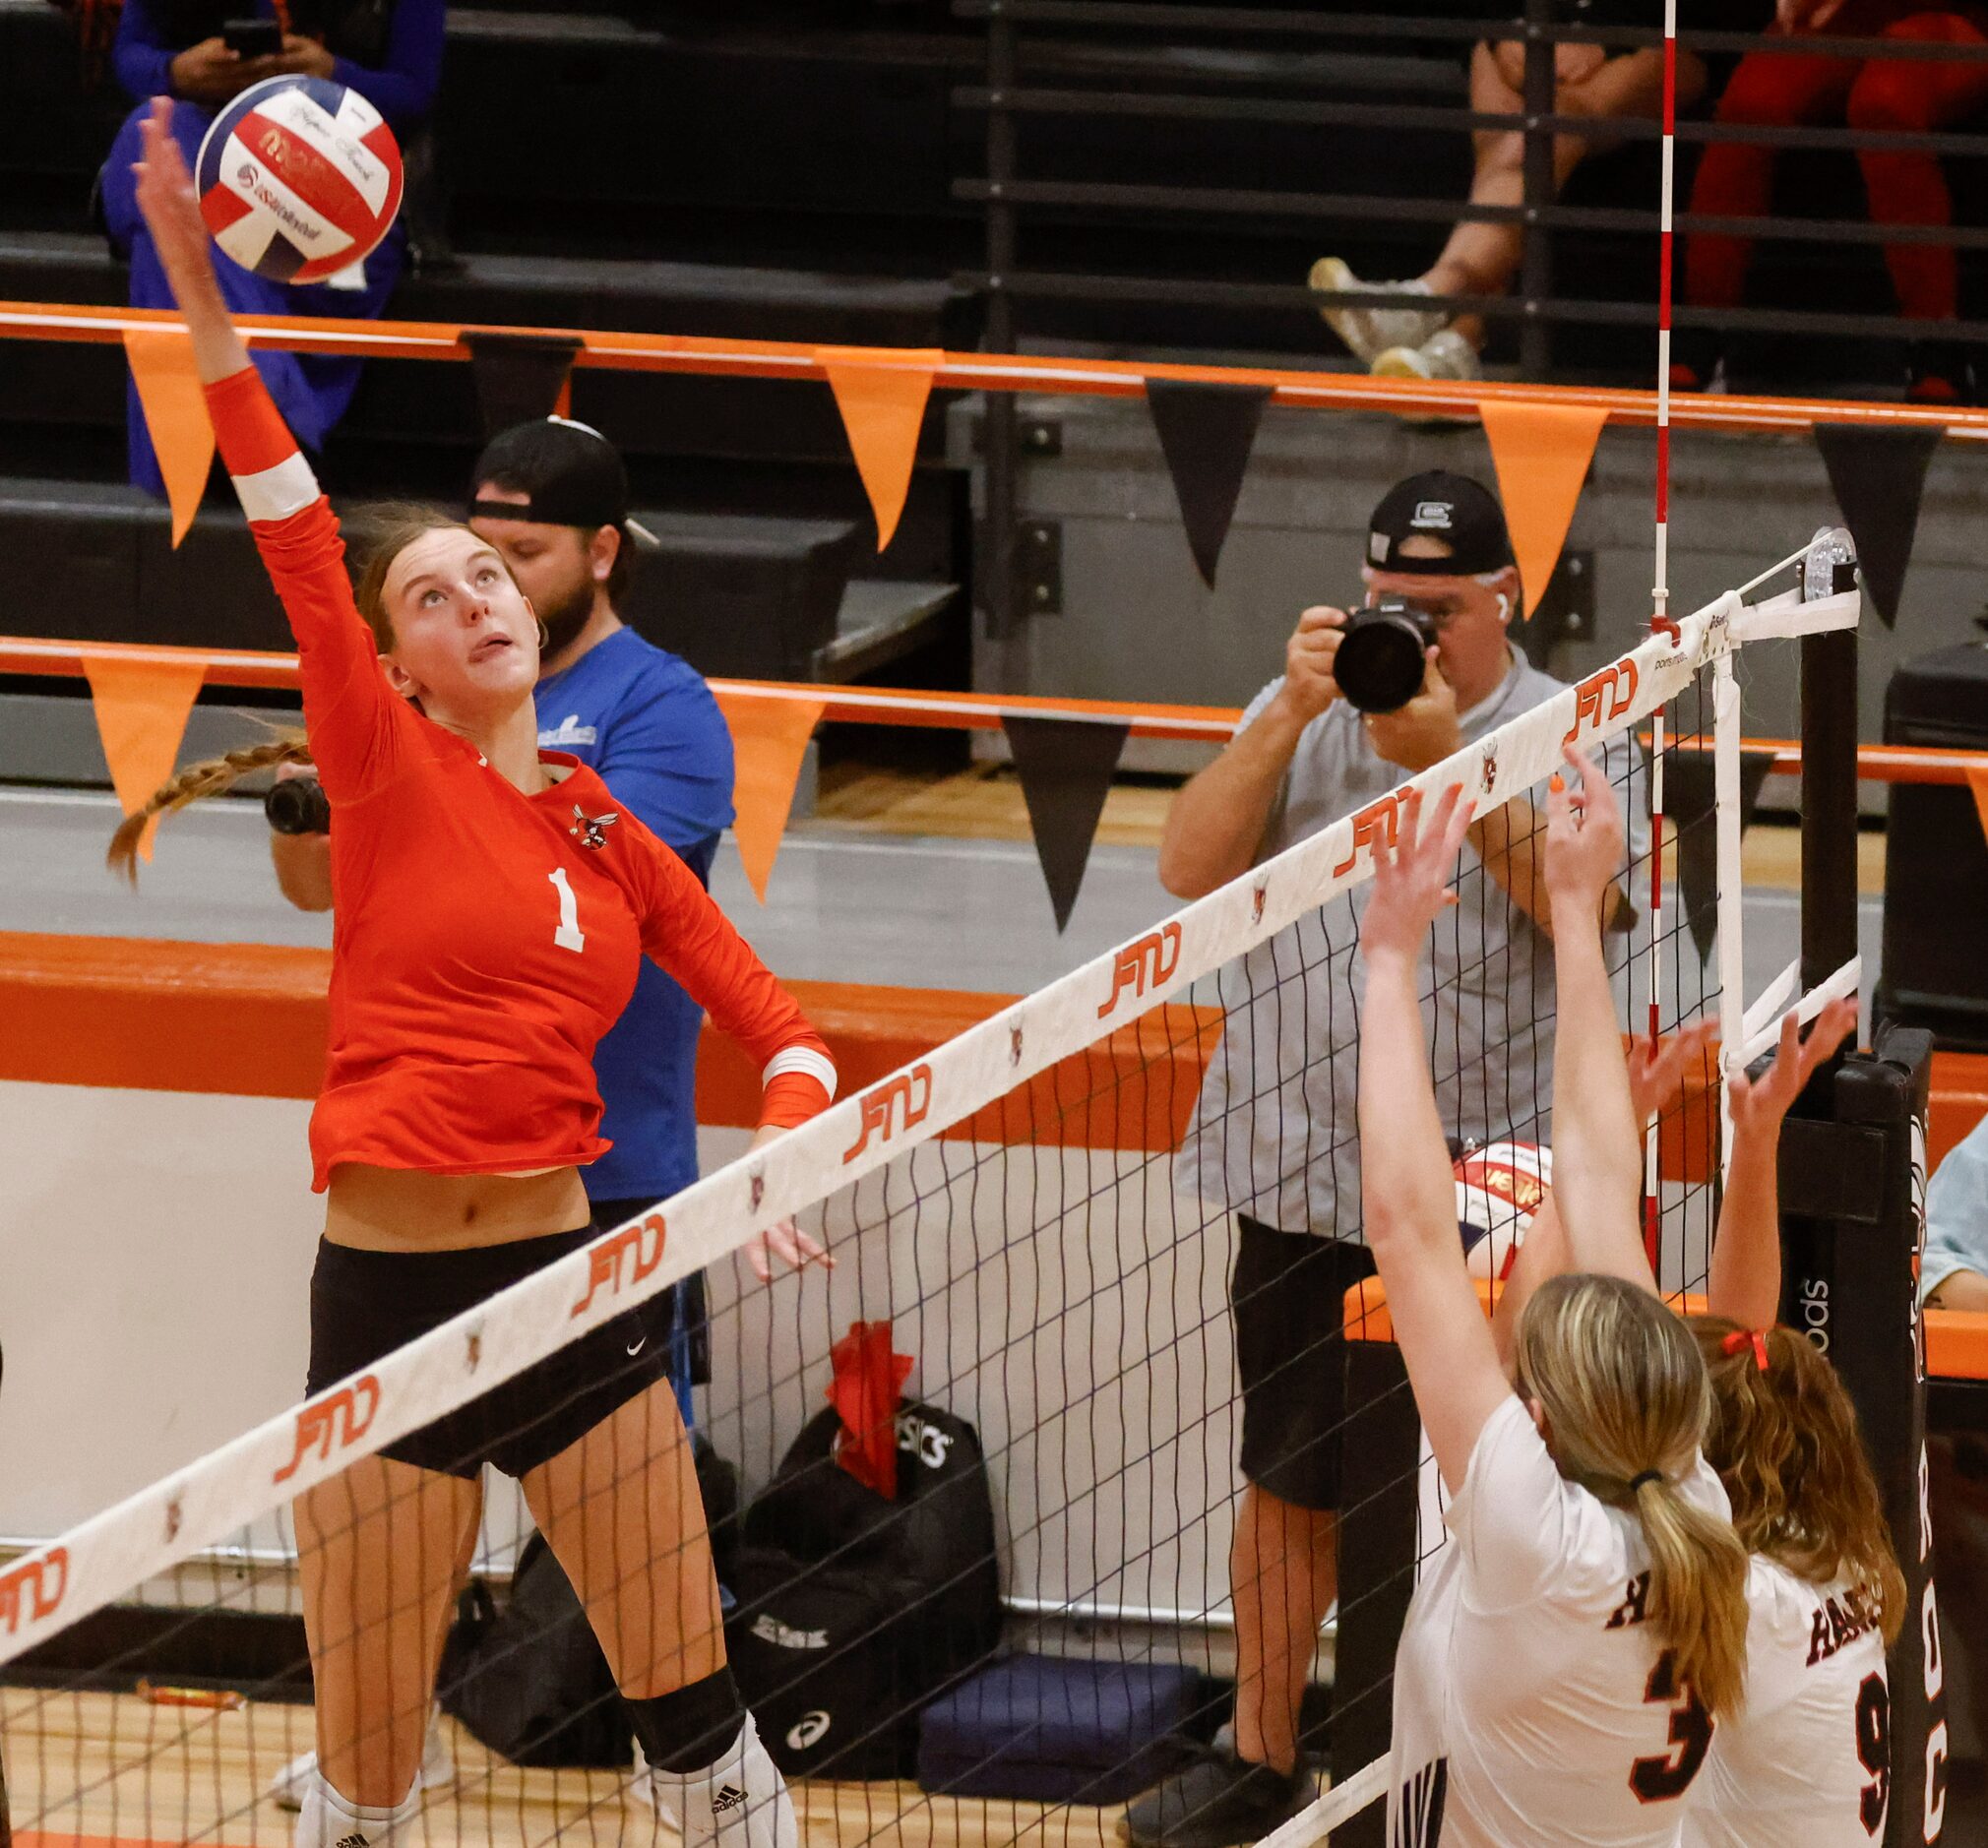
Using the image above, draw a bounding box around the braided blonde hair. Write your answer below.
[106,732,313,885]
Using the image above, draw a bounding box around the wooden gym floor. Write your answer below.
[5,1691,1136,1848]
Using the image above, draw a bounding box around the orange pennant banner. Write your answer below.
[1965,762,1988,851]
[1479,399,1609,617]
[713,690,825,903]
[83,654,207,862]
[124,326,216,548]
[818,346,942,551]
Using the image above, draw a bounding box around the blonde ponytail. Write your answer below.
[106,733,313,885]
[1516,1273,1752,1719]
[1630,1468,1752,1720]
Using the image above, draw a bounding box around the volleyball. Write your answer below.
[194,76,403,284]
[1455,1140,1551,1282]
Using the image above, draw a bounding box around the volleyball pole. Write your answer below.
[1643,0,1680,1269]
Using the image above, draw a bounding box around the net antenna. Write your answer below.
[1711,533,1865,1174]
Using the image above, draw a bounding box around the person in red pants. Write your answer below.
[1681,0,1988,401]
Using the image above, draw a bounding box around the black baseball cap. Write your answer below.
[468,417,656,547]
[1365,470,1513,577]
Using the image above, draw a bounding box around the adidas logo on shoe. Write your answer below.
[712,1784,748,1815]
[334,1834,370,1848]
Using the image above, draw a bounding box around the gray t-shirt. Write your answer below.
[1175,650,1647,1239]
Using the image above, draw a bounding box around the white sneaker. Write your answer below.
[266,1712,455,1812]
[1309,258,1447,365]
[1372,328,1482,383]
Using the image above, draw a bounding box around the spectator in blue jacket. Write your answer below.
[1922,1113,1988,1311]
[100,0,445,496]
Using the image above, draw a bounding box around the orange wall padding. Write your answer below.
[0,933,1222,1155]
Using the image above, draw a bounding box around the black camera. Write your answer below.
[1334,600,1439,714]
[264,774,331,836]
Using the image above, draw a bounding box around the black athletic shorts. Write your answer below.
[1231,1217,1378,1512]
[306,1222,680,1482]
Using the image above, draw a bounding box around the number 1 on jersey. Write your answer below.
[548,867,585,953]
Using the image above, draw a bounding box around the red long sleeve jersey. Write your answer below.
[206,368,835,1192]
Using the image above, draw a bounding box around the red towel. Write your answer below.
[828,1321,913,1499]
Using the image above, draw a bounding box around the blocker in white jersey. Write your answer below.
[1682,1557,1892,1846]
[1390,1396,1733,1848]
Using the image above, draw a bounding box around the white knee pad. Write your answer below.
[295,1767,422,1848]
[645,1711,796,1848]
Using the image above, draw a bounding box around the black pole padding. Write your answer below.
[1778,1025,1946,1848]
[1800,626,1861,998]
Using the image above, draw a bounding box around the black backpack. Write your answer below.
[724,1401,1003,1779]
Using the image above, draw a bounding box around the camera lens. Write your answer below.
[264,775,331,836]
[1335,603,1437,713]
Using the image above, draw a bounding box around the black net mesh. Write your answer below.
[0,638,1733,1848]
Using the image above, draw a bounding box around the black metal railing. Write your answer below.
[954,0,1988,635]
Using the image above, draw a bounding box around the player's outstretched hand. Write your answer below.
[1543,744,1625,914]
[1628,1018,1717,1128]
[1362,781,1472,962]
[132,99,228,324]
[1728,995,1857,1142]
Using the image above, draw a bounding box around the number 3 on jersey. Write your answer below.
[548,867,585,954]
[1631,1650,1713,1803]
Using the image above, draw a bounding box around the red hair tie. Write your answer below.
[1721,1327,1771,1372]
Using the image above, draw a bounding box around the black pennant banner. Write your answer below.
[1145,379,1272,589]
[1813,421,1945,630]
[1661,747,1777,966]
[464,332,584,439]
[1003,715,1130,933]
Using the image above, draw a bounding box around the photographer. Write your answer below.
[1142,471,1643,1848]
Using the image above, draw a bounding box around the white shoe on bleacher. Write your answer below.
[266,1711,455,1811]
[1372,328,1482,383]
[1309,258,1447,365]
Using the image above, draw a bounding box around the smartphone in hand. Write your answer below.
[221,18,283,58]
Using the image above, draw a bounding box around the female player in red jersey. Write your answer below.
[127,100,830,1848]
[1359,755,1749,1847]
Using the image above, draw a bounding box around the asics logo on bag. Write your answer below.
[842,1066,933,1163]
[1099,923,1182,1019]
[275,1377,381,1484]
[752,1614,829,1650]
[787,1711,832,1751]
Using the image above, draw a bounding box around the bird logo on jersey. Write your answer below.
[569,806,618,850]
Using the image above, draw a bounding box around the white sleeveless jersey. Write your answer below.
[1388,1395,1732,1848]
[1681,1558,1891,1848]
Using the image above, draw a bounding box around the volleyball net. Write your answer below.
[0,568,1854,1848]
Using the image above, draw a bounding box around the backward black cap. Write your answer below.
[469,416,633,533]
[1365,470,1514,577]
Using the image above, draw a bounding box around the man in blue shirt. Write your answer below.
[467,417,736,1415]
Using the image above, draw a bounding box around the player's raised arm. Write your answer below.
[1708,998,1857,1328]
[129,98,400,804]
[1358,782,1514,1492]
[1541,746,1650,1289]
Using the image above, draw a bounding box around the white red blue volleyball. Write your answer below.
[1455,1140,1552,1281]
[195,76,403,284]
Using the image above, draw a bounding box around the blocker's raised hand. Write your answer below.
[1362,780,1473,960]
[1544,744,1626,911]
[1728,995,1857,1143]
